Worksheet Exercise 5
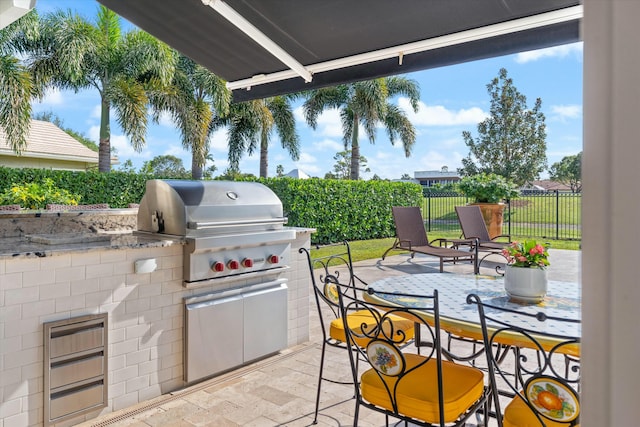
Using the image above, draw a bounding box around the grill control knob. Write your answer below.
[268,255,279,264]
[242,258,254,268]
[212,262,225,272]
[228,260,240,270]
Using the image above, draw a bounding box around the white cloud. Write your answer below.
[515,42,583,64]
[311,138,343,152]
[297,107,343,137]
[209,129,229,152]
[399,98,488,126]
[90,104,101,119]
[157,111,175,127]
[34,88,64,106]
[295,152,322,175]
[88,125,153,159]
[550,104,582,120]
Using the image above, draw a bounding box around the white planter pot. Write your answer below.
[504,265,548,303]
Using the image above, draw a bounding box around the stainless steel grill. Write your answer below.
[137,179,295,285]
[137,179,294,382]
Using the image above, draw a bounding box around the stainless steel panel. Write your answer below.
[137,180,284,237]
[50,355,104,389]
[44,313,108,426]
[243,283,288,362]
[185,294,244,382]
[49,383,104,420]
[50,327,104,359]
[184,241,291,283]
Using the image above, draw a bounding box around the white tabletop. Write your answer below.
[366,273,581,340]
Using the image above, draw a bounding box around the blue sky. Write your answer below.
[32,1,583,179]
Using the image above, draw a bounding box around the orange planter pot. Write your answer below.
[471,203,505,239]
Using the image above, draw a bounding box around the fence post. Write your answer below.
[507,199,511,238]
[555,190,560,240]
[427,190,432,232]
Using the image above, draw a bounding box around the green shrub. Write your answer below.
[258,177,423,244]
[456,173,519,203]
[0,178,81,209]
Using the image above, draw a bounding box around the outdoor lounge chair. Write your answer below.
[382,206,477,273]
[455,205,510,272]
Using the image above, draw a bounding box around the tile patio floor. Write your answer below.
[76,249,580,427]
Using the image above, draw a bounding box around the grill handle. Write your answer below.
[187,217,287,230]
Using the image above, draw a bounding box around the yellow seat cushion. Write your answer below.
[503,395,579,427]
[329,310,415,347]
[360,353,485,424]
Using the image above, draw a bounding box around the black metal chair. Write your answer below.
[467,293,581,427]
[334,276,489,426]
[299,241,416,424]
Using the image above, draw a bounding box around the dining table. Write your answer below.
[364,273,581,356]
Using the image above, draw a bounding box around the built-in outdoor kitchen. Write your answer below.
[0,180,313,426]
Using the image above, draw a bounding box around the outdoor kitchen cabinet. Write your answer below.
[184,279,288,383]
[44,314,108,426]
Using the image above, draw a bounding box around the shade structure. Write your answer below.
[97,0,581,102]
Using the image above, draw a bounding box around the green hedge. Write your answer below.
[0,167,423,243]
[257,177,422,244]
[0,167,151,208]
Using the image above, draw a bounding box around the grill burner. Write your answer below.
[137,180,295,286]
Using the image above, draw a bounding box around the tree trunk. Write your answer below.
[350,114,360,180]
[98,99,111,173]
[260,130,269,178]
[191,150,203,180]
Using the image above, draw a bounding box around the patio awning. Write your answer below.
[96,0,582,102]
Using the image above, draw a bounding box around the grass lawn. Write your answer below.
[310,233,580,264]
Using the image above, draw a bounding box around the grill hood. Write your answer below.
[137,180,285,237]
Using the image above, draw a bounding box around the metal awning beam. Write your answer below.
[201,0,312,85]
[227,4,583,92]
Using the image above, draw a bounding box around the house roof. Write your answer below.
[285,168,310,179]
[0,120,99,163]
[97,0,582,102]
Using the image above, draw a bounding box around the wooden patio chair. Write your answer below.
[382,206,477,273]
[455,205,510,272]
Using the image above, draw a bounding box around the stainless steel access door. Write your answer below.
[184,279,288,383]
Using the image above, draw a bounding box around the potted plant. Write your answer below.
[501,239,550,302]
[456,173,518,238]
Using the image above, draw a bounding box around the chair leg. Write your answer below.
[313,340,328,424]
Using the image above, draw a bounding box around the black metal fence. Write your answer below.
[421,190,582,241]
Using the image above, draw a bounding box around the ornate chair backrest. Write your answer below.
[299,241,362,338]
[467,293,581,427]
[335,276,446,423]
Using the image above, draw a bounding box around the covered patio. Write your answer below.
[74,249,580,426]
[89,1,640,420]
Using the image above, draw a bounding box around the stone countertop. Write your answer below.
[0,232,184,259]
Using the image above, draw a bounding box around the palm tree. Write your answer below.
[0,11,41,154]
[214,96,300,178]
[27,6,175,172]
[303,77,420,180]
[149,54,230,179]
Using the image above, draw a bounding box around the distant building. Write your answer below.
[285,168,310,179]
[0,120,117,171]
[413,170,461,187]
[522,180,573,192]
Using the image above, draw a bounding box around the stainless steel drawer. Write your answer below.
[49,382,105,420]
[50,327,104,359]
[50,355,104,389]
